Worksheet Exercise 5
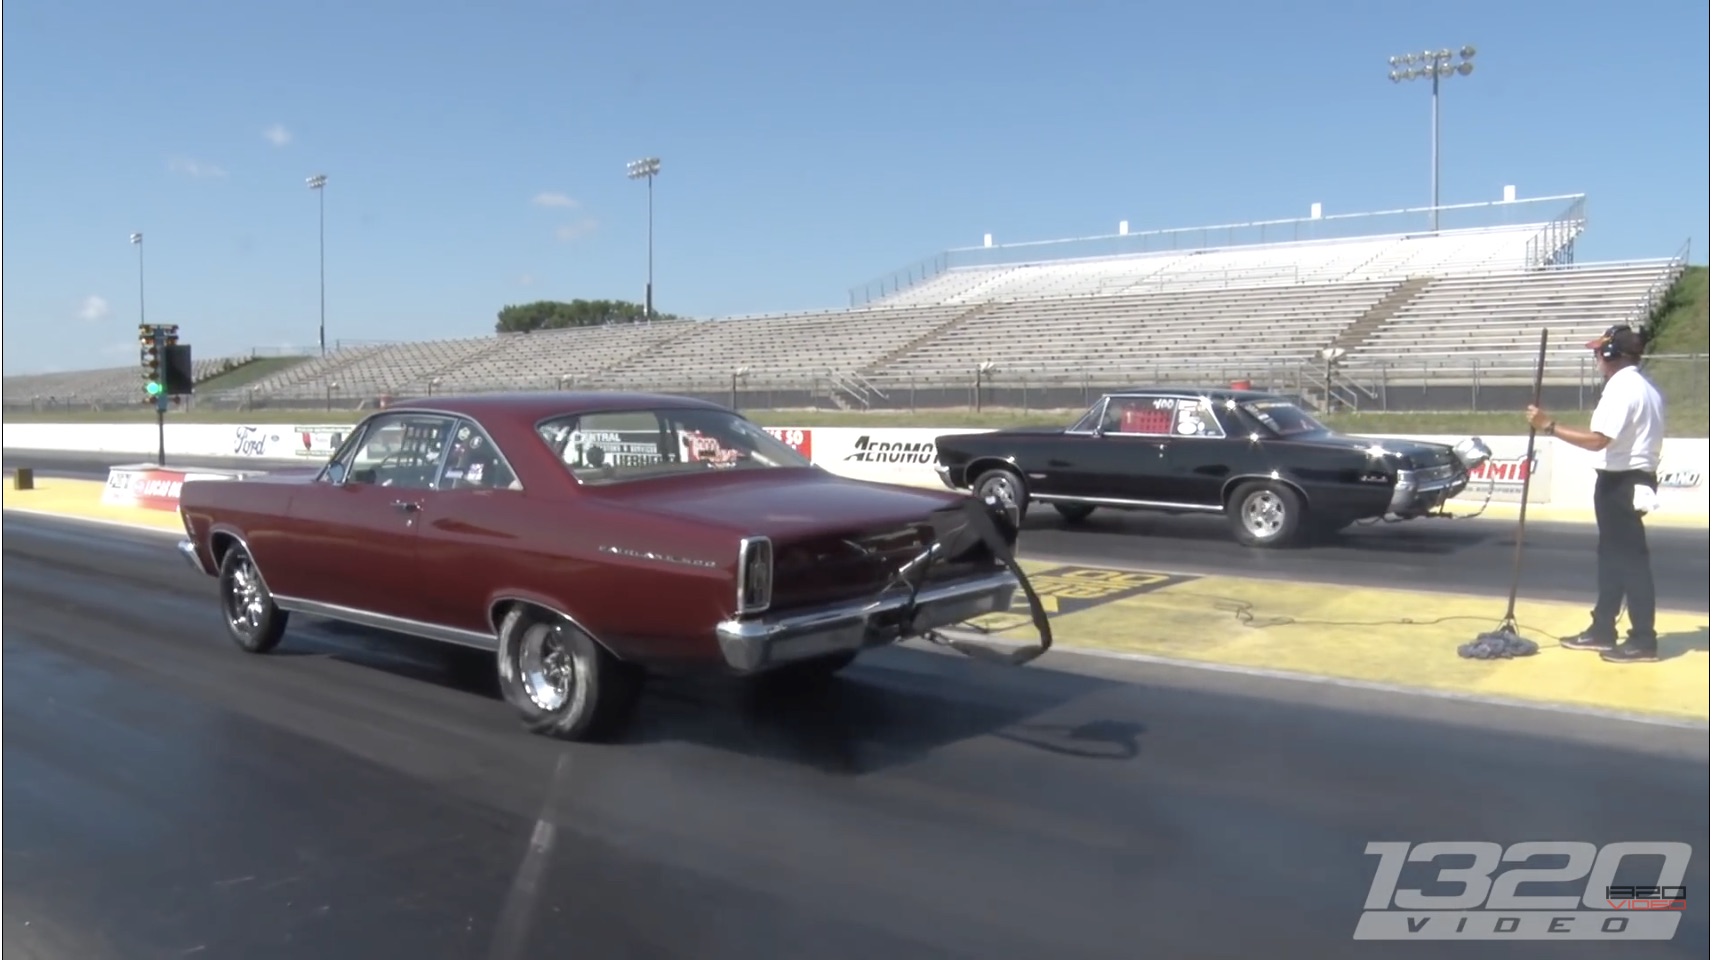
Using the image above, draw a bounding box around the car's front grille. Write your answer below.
[1416,463,1460,487]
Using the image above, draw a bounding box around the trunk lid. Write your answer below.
[587,469,994,609]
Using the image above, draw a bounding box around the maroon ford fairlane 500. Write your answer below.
[176,392,1038,741]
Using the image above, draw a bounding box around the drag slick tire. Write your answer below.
[973,466,1029,525]
[218,542,288,653]
[495,605,644,742]
[1226,479,1304,548]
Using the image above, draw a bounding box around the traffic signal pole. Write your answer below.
[154,326,168,466]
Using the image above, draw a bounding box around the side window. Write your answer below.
[437,419,522,491]
[1104,397,1175,436]
[341,414,455,489]
[1172,399,1226,438]
[539,411,674,470]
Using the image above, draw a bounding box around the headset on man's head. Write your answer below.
[1589,323,1646,361]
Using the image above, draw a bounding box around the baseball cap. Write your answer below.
[1585,324,1646,357]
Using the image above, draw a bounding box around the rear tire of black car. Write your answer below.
[495,606,644,742]
[973,467,1029,525]
[218,543,288,654]
[1052,503,1096,523]
[1226,480,1304,548]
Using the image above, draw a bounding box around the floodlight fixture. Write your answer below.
[1386,44,1478,231]
[307,174,329,355]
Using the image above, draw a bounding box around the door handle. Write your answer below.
[393,499,421,513]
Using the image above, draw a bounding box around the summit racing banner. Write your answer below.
[1351,433,1554,505]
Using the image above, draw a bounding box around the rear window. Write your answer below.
[1241,399,1329,437]
[535,408,812,485]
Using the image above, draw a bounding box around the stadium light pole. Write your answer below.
[1388,45,1476,232]
[129,232,145,326]
[626,157,660,318]
[307,174,328,355]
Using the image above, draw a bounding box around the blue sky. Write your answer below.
[3,0,1707,374]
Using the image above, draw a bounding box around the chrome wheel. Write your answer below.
[1241,489,1287,539]
[518,622,575,712]
[224,554,268,638]
[976,470,1022,523]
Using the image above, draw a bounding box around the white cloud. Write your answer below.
[78,295,111,322]
[263,123,292,147]
[167,156,228,179]
[532,192,578,209]
[555,219,599,242]
[519,273,536,286]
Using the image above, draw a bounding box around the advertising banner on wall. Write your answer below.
[101,465,245,511]
[763,426,813,460]
[803,427,990,486]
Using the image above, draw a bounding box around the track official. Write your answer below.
[1526,324,1665,663]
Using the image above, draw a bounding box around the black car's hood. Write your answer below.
[1290,431,1459,468]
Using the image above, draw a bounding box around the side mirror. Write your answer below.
[325,461,348,485]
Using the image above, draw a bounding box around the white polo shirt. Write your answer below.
[1587,365,1664,472]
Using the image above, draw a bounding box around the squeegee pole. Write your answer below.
[1501,327,1549,622]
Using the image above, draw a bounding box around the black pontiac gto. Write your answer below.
[932,388,1492,547]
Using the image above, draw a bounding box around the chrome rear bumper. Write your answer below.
[714,568,1019,673]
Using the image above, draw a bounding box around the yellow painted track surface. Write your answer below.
[2,477,184,531]
[5,477,1707,723]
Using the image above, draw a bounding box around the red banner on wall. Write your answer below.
[764,427,813,460]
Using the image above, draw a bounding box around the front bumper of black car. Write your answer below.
[1389,464,1468,516]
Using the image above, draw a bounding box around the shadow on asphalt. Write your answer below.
[281,618,1138,775]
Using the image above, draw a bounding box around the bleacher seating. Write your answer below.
[872,224,1553,306]
[1341,259,1682,379]
[869,280,1402,380]
[1,353,274,407]
[2,200,1690,412]
[587,305,975,387]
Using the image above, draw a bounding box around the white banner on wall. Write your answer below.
[1,422,1705,521]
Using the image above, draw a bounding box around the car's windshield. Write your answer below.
[1240,398,1330,437]
[536,408,812,485]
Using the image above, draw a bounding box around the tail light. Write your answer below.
[736,536,772,614]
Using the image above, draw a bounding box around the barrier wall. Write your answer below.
[3,422,1706,520]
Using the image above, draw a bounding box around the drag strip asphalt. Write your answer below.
[3,512,1708,959]
[8,448,1708,609]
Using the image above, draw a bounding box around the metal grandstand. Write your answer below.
[2,192,1694,416]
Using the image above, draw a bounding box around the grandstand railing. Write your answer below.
[848,193,1589,306]
[12,355,1701,426]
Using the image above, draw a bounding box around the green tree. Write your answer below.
[495,299,680,333]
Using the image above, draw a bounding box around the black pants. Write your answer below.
[1591,469,1658,645]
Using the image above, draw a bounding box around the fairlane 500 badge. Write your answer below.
[598,545,719,568]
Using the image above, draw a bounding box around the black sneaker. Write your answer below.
[1560,631,1618,651]
[1600,642,1660,663]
